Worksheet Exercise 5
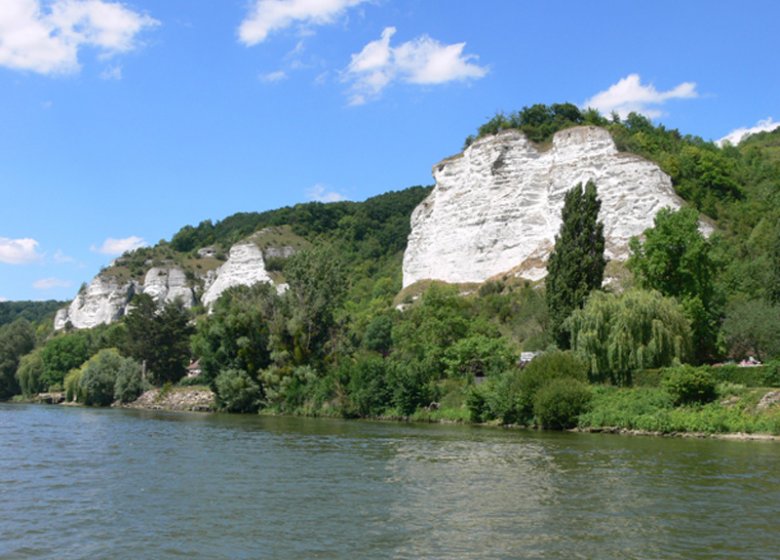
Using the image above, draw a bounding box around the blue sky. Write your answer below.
[1,0,778,302]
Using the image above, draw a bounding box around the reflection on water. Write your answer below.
[1,404,778,559]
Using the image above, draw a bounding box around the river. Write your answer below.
[1,403,778,559]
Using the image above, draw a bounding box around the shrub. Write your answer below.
[345,353,391,417]
[214,368,261,413]
[533,378,592,429]
[662,365,717,406]
[77,348,141,406]
[114,366,147,403]
[516,350,588,420]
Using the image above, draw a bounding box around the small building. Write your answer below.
[186,359,202,378]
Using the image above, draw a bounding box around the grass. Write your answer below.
[578,384,780,435]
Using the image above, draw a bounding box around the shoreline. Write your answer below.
[11,391,780,442]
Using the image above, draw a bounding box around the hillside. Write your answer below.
[4,105,780,434]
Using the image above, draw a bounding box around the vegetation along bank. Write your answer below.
[2,104,780,436]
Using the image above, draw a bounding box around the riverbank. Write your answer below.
[121,386,215,412]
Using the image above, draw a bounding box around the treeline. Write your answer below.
[0,300,65,328]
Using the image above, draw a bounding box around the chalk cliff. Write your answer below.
[402,126,705,287]
[54,276,137,330]
[55,241,284,330]
[201,243,274,307]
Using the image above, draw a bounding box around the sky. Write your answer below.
[1,0,778,302]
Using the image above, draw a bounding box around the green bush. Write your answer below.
[662,365,717,406]
[214,368,261,413]
[708,363,780,387]
[345,353,391,417]
[114,366,147,403]
[516,350,588,419]
[533,378,592,429]
[77,349,141,406]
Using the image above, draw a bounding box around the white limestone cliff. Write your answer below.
[55,243,281,330]
[54,276,137,330]
[201,242,274,307]
[142,267,195,308]
[402,126,709,287]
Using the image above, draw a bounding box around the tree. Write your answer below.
[0,319,36,398]
[720,297,780,361]
[77,348,140,406]
[122,295,194,385]
[282,245,347,365]
[546,181,606,348]
[16,348,44,397]
[40,332,90,390]
[191,283,276,386]
[628,207,717,362]
[567,289,691,385]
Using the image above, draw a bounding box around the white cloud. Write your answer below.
[583,74,698,119]
[306,184,347,202]
[239,0,367,46]
[0,296,7,302]
[345,27,488,105]
[100,64,122,80]
[0,237,42,264]
[0,0,158,75]
[260,69,287,83]
[33,277,72,290]
[53,249,75,263]
[717,117,779,147]
[91,235,146,255]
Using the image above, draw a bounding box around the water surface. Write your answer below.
[1,403,778,559]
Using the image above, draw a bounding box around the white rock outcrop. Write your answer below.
[201,243,274,307]
[403,126,705,287]
[142,267,195,307]
[54,276,137,330]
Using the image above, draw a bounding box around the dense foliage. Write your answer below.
[567,290,691,385]
[0,300,65,328]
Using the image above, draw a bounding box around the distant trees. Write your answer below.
[546,181,606,348]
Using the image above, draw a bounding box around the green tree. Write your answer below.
[546,181,606,348]
[567,290,691,385]
[628,207,717,362]
[191,283,276,386]
[77,348,140,406]
[122,295,194,385]
[40,332,90,389]
[15,348,44,397]
[0,319,36,398]
[283,245,348,364]
[720,297,780,361]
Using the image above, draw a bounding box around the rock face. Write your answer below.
[55,242,281,330]
[201,243,274,307]
[403,126,704,287]
[142,267,195,308]
[54,276,137,330]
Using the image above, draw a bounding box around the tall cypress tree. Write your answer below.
[546,180,606,348]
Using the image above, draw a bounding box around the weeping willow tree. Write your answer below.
[566,289,691,385]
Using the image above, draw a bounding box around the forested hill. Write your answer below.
[169,186,432,258]
[0,301,66,328]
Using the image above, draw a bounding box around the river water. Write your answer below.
[1,403,778,559]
